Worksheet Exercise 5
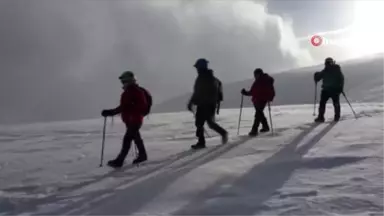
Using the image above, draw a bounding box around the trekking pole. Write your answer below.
[342,92,358,119]
[204,128,210,138]
[313,82,317,116]
[99,117,107,167]
[133,144,138,158]
[268,102,274,135]
[237,95,244,135]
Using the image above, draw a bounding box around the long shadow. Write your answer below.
[301,156,367,170]
[59,127,289,215]
[63,148,197,190]
[23,134,252,215]
[7,149,198,215]
[174,122,338,215]
[23,145,225,214]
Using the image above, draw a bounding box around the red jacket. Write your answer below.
[250,73,275,104]
[114,84,147,125]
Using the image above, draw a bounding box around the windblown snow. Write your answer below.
[0,103,383,215]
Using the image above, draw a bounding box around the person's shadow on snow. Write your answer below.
[173,121,360,215]
[60,128,268,215]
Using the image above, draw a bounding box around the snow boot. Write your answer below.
[248,130,258,137]
[260,127,270,133]
[191,143,206,150]
[314,116,325,123]
[221,133,228,144]
[107,159,124,168]
[132,155,147,164]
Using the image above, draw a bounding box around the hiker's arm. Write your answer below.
[241,88,251,96]
[189,79,199,105]
[102,106,121,117]
[338,68,345,93]
[241,82,254,96]
[110,94,125,115]
[314,71,323,83]
[187,80,198,111]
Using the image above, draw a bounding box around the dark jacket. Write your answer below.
[314,64,344,93]
[244,73,275,104]
[190,69,223,106]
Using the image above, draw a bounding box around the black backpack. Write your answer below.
[140,87,152,116]
[216,78,223,102]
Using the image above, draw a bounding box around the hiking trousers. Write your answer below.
[318,90,341,119]
[195,104,227,144]
[115,123,147,162]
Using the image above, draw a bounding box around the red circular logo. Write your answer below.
[311,35,323,47]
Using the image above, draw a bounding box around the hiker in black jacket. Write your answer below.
[187,58,228,149]
[314,57,344,122]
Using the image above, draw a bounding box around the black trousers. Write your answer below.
[251,102,269,132]
[116,123,147,162]
[195,104,227,144]
[318,90,341,118]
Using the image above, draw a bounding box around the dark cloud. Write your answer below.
[0,0,312,124]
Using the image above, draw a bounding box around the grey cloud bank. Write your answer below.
[0,0,313,124]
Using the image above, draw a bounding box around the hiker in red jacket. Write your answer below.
[101,71,148,168]
[241,68,275,136]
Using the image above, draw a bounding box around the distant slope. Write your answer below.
[153,54,383,113]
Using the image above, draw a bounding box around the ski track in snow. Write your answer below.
[0,103,382,215]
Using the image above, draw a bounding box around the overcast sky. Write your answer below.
[0,0,381,124]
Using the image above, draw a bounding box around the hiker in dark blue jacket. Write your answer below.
[187,58,228,149]
[314,57,345,122]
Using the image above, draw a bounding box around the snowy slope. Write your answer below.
[0,103,382,215]
[153,53,383,113]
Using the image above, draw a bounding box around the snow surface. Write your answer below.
[0,103,383,215]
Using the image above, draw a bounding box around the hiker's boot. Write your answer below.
[191,142,206,150]
[248,123,259,136]
[334,104,341,121]
[260,127,270,133]
[314,116,325,123]
[248,130,258,137]
[221,132,229,144]
[132,155,147,164]
[107,159,124,168]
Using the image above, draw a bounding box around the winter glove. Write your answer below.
[241,88,247,95]
[101,109,115,117]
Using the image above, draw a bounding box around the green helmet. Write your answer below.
[119,71,135,82]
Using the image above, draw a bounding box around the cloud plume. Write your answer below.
[0,0,313,124]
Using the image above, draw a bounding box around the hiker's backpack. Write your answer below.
[140,87,152,116]
[216,78,223,103]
